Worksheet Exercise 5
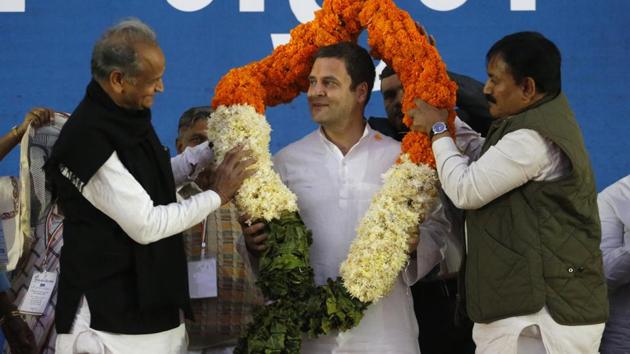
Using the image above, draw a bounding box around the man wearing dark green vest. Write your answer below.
[409,31,608,353]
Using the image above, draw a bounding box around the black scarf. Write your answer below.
[49,81,191,326]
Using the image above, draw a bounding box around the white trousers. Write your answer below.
[472,307,605,354]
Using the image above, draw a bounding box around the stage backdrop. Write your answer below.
[0,0,628,190]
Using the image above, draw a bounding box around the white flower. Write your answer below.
[208,105,298,221]
[340,154,438,302]
[209,104,439,304]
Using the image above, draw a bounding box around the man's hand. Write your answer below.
[2,315,36,354]
[209,145,256,205]
[239,215,268,257]
[194,168,214,191]
[415,22,436,47]
[19,107,54,135]
[408,98,448,135]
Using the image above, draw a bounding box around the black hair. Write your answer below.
[313,42,376,104]
[379,65,396,80]
[177,106,213,137]
[486,31,561,96]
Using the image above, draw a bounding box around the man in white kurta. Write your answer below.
[244,42,446,354]
[274,125,447,353]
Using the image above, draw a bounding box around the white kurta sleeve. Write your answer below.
[170,141,213,187]
[598,176,630,292]
[404,202,449,285]
[433,129,561,210]
[453,116,485,161]
[80,151,221,245]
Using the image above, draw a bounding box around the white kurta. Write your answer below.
[273,125,444,354]
[598,175,630,353]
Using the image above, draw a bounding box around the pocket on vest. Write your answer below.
[473,231,536,320]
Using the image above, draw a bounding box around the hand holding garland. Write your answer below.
[409,98,450,142]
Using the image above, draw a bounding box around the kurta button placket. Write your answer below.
[339,158,348,208]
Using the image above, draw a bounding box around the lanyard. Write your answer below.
[200,218,207,258]
[42,207,63,270]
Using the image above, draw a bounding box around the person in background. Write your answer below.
[0,107,53,354]
[597,175,630,354]
[369,27,491,354]
[175,106,262,354]
[0,108,54,161]
[373,64,487,354]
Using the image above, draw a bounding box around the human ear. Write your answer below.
[109,71,125,94]
[520,77,538,101]
[356,82,369,104]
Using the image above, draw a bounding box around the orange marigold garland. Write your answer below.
[210,0,457,352]
[359,0,457,167]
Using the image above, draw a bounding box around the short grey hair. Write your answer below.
[91,18,158,82]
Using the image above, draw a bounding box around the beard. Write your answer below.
[387,103,408,132]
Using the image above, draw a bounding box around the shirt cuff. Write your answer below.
[171,141,214,185]
[432,135,459,158]
[205,189,222,212]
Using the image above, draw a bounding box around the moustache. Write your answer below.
[485,94,497,104]
[388,103,403,119]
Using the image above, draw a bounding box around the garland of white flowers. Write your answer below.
[207,8,458,353]
[209,108,439,304]
[340,155,438,301]
[208,104,298,222]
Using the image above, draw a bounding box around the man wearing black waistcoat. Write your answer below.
[48,18,253,353]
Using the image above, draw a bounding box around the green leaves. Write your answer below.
[235,212,369,353]
[303,278,370,337]
[257,212,314,299]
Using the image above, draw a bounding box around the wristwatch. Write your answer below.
[429,122,448,139]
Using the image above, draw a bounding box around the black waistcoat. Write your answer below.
[48,80,191,334]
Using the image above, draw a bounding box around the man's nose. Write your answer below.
[156,78,164,93]
[309,82,325,97]
[395,87,404,103]
[482,80,491,95]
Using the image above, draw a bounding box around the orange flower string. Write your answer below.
[212,0,363,113]
[213,0,457,169]
[359,0,457,167]
[211,1,459,351]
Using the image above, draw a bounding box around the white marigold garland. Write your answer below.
[339,154,438,302]
[207,105,298,222]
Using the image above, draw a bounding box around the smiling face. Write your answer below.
[118,43,165,110]
[307,57,363,129]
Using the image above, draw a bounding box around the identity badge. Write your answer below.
[19,270,57,315]
[187,255,217,299]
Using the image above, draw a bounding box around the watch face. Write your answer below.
[432,122,448,134]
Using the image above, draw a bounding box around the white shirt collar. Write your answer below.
[316,121,373,157]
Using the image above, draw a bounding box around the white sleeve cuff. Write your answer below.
[171,141,213,186]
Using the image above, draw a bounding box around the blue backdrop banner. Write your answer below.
[1,0,628,190]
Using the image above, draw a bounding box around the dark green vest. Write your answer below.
[465,93,608,325]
